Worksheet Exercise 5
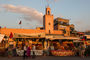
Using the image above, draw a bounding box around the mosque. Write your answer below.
[0,6,80,49]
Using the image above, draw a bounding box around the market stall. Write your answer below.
[15,39,44,56]
[48,38,76,56]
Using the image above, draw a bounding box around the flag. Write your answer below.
[19,21,22,25]
[9,32,13,39]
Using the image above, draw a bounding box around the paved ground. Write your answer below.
[0,56,90,60]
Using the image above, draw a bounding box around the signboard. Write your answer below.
[14,33,45,38]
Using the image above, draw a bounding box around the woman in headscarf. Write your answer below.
[26,45,31,57]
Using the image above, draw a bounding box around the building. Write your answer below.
[54,17,75,36]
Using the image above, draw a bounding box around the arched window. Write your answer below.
[48,11,50,15]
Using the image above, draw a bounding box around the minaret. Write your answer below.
[43,6,54,34]
[46,6,51,15]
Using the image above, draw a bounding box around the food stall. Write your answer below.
[13,33,45,56]
[49,37,79,56]
[50,41,74,56]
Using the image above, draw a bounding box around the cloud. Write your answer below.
[2,4,43,24]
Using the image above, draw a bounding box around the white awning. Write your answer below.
[0,34,5,43]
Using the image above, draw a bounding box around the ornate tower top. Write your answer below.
[46,6,51,15]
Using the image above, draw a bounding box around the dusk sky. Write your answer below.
[0,0,90,32]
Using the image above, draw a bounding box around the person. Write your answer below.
[23,45,27,59]
[79,43,85,58]
[48,46,52,56]
[26,45,31,57]
[32,45,36,59]
[12,47,16,56]
[8,47,12,58]
[73,47,77,56]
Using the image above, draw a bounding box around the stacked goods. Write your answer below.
[51,50,74,56]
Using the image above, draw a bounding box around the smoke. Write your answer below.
[2,4,43,24]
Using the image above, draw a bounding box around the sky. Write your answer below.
[0,0,90,32]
